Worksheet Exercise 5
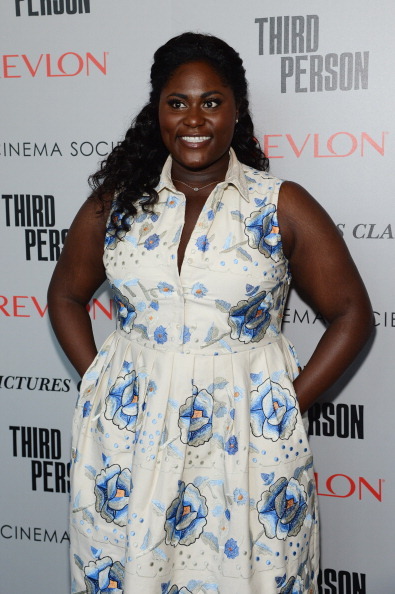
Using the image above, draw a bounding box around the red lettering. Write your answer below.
[263,135,283,159]
[327,132,358,157]
[31,297,48,317]
[92,298,113,320]
[21,54,44,77]
[361,131,387,156]
[58,52,84,76]
[0,296,11,316]
[86,52,107,75]
[285,133,311,157]
[358,477,383,502]
[2,55,20,78]
[13,296,30,318]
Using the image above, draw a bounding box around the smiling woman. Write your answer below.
[47,32,373,594]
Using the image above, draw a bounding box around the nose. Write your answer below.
[183,105,205,128]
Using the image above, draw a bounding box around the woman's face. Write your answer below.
[158,60,238,173]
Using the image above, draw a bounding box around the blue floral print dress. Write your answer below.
[70,149,319,594]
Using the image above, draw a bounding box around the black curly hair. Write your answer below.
[89,32,269,233]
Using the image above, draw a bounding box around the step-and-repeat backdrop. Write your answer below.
[1,1,393,592]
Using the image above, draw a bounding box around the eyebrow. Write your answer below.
[165,90,225,99]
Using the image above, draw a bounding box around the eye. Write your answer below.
[167,99,186,109]
[203,98,222,108]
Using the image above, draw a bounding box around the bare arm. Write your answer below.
[278,181,374,414]
[47,197,109,377]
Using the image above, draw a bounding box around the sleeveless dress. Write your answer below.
[70,149,319,594]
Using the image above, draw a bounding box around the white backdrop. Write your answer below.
[1,1,393,592]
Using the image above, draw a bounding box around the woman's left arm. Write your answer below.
[278,181,374,414]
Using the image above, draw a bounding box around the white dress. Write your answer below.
[70,149,319,594]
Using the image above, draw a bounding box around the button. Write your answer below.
[191,249,196,254]
[187,258,193,264]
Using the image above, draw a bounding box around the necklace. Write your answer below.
[172,178,222,192]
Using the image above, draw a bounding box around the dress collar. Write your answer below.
[156,148,250,202]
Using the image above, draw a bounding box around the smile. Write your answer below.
[180,136,211,143]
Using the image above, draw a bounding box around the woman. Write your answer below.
[48,33,373,594]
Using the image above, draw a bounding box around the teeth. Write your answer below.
[181,136,210,142]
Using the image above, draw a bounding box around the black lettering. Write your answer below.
[44,529,58,542]
[1,525,12,538]
[306,15,319,52]
[323,568,337,594]
[39,377,51,390]
[22,426,33,457]
[2,195,13,225]
[55,461,67,492]
[308,403,321,435]
[25,229,36,260]
[48,229,61,260]
[350,405,364,439]
[336,403,349,438]
[321,402,335,437]
[291,15,305,53]
[26,377,39,390]
[353,572,366,594]
[15,0,25,17]
[9,426,20,456]
[37,229,48,261]
[62,379,71,392]
[310,55,323,92]
[338,571,351,594]
[51,429,62,459]
[28,0,39,16]
[20,526,31,540]
[38,428,50,458]
[43,461,54,491]
[31,460,42,490]
[325,53,338,91]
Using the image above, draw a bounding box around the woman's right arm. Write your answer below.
[47,197,109,377]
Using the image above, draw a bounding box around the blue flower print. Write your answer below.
[178,386,214,447]
[233,488,248,505]
[83,401,92,418]
[165,481,208,546]
[224,538,239,559]
[94,464,132,527]
[250,379,297,441]
[279,576,304,594]
[162,586,192,594]
[191,282,208,298]
[228,290,272,343]
[111,285,137,334]
[257,477,308,540]
[158,281,175,294]
[105,210,129,250]
[182,326,191,343]
[147,380,157,396]
[225,435,238,455]
[154,325,168,344]
[84,556,124,594]
[195,234,210,252]
[244,204,282,262]
[166,195,180,208]
[144,233,160,250]
[105,370,140,432]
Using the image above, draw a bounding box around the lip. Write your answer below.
[178,135,212,148]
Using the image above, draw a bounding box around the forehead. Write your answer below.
[161,60,231,94]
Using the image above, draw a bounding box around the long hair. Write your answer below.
[89,32,269,233]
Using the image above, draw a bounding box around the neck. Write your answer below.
[170,151,230,189]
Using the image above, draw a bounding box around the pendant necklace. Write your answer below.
[172,178,222,192]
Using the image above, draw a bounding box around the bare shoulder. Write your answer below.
[278,180,342,260]
[71,193,112,232]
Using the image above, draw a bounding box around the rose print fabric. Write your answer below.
[70,149,319,594]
